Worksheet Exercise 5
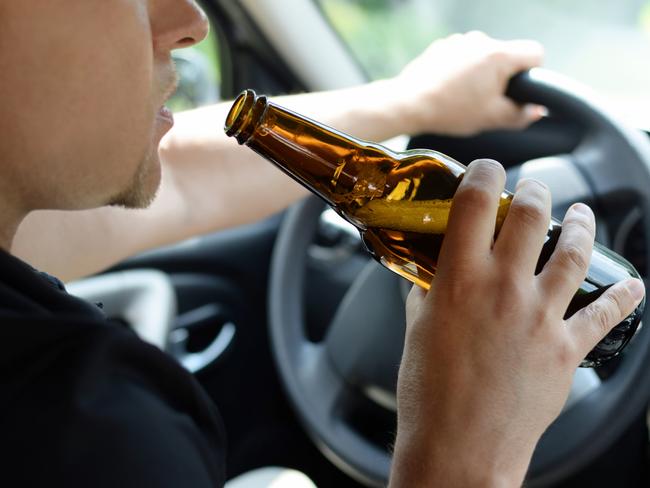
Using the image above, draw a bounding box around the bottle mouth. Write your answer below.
[224,89,255,136]
[224,89,268,145]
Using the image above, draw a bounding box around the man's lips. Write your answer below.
[157,105,174,125]
[157,69,178,129]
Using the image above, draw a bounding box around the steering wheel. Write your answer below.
[268,68,650,487]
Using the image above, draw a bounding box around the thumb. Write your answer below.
[406,285,426,328]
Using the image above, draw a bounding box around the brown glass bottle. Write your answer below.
[225,89,644,367]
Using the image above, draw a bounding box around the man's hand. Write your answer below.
[386,31,545,136]
[390,160,645,487]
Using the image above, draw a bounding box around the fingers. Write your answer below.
[493,179,551,276]
[567,278,645,359]
[539,204,595,311]
[462,32,544,71]
[489,37,545,131]
[501,39,544,71]
[438,159,506,270]
[491,99,546,130]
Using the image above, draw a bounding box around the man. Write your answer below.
[0,1,643,487]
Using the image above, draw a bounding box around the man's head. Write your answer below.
[0,0,208,215]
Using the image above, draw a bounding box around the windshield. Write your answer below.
[318,0,650,129]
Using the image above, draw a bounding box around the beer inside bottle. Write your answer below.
[225,89,645,367]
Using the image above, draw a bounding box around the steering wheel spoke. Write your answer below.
[324,261,405,404]
[295,343,349,424]
[574,141,647,203]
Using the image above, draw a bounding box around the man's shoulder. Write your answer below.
[60,369,225,487]
[0,318,226,487]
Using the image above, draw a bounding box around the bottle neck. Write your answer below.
[225,90,396,206]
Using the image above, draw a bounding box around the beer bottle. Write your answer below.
[225,89,644,367]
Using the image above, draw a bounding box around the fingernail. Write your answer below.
[524,105,547,120]
[570,203,592,217]
[515,178,547,193]
[627,279,645,301]
[466,159,503,175]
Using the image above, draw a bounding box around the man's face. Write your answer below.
[0,0,208,212]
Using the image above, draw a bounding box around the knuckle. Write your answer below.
[605,285,631,319]
[586,300,615,336]
[494,275,528,316]
[567,211,595,237]
[499,274,526,300]
[455,160,505,208]
[554,341,574,368]
[491,299,514,321]
[482,105,507,127]
[487,49,508,64]
[443,253,480,281]
[516,177,550,196]
[527,304,553,339]
[509,199,547,228]
[454,183,495,209]
[509,113,531,129]
[556,243,590,273]
[438,271,476,303]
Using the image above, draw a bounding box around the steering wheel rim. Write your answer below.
[269,68,650,486]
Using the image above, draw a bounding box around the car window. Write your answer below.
[168,13,221,112]
[317,0,650,128]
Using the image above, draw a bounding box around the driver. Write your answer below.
[1,1,643,487]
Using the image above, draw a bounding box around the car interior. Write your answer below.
[69,1,650,486]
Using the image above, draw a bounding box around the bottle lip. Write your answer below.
[224,89,256,140]
[224,89,269,145]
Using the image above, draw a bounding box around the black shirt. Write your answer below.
[0,250,225,487]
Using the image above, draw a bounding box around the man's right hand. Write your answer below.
[387,31,546,137]
[389,159,645,487]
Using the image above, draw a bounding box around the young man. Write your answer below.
[1,1,644,486]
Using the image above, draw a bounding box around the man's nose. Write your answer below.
[153,0,210,51]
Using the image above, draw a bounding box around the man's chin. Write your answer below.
[107,157,161,209]
[108,186,158,209]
